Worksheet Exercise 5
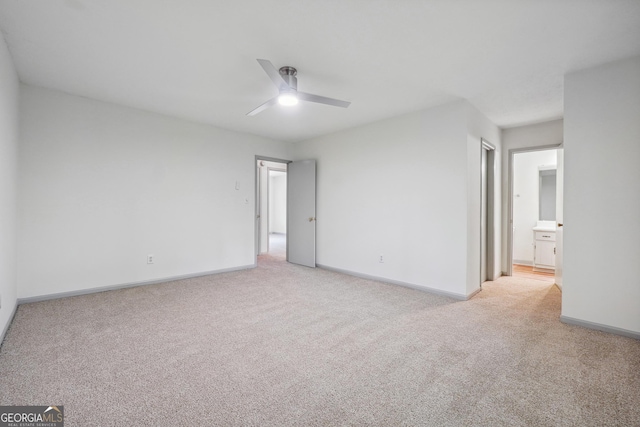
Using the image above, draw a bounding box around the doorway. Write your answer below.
[481,139,496,284]
[255,156,318,268]
[256,158,288,258]
[508,146,562,283]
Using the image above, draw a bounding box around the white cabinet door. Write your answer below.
[535,240,556,268]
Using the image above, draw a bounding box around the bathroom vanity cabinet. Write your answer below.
[533,227,556,272]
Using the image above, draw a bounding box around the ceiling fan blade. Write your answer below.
[246,96,278,116]
[257,59,290,90]
[297,92,351,108]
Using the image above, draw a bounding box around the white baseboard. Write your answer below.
[467,287,483,299]
[513,260,533,266]
[17,264,256,305]
[317,264,475,301]
[0,302,18,350]
[560,315,640,340]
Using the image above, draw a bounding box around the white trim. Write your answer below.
[560,315,640,340]
[481,138,496,151]
[17,264,256,305]
[317,264,479,301]
[507,143,562,276]
[254,155,291,265]
[0,302,18,350]
[480,138,496,284]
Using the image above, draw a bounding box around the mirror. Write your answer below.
[539,168,557,221]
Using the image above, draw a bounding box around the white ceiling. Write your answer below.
[1,0,639,143]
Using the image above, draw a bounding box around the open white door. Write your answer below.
[555,148,564,289]
[287,160,316,267]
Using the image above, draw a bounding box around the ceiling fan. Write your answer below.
[247,59,351,116]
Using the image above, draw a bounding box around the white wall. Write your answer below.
[501,119,563,271]
[0,31,19,338]
[18,85,291,299]
[293,100,500,299]
[269,173,286,234]
[512,150,557,264]
[563,56,640,334]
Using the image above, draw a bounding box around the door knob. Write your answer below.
[557,223,563,227]
[308,217,316,222]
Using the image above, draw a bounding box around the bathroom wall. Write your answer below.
[512,150,557,265]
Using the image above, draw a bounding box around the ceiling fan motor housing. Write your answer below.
[279,66,298,91]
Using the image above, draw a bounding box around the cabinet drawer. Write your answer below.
[535,231,555,242]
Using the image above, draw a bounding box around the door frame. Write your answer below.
[255,156,291,265]
[506,144,562,276]
[266,166,287,251]
[481,138,496,284]
[554,147,564,289]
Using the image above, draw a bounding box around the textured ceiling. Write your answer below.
[1,0,639,142]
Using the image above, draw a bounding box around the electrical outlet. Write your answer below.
[147,254,154,264]
[379,255,384,263]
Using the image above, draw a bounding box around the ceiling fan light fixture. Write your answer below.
[246,59,350,116]
[278,91,298,106]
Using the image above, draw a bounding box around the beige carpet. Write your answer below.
[1,253,639,426]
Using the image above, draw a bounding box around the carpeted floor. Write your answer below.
[1,250,639,426]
